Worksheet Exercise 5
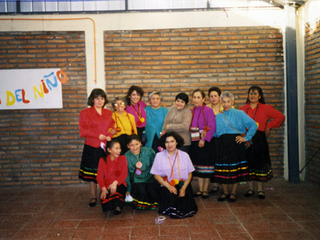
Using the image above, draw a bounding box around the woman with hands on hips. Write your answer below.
[150,131,198,219]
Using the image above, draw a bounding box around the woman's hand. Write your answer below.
[106,136,111,142]
[160,130,167,136]
[198,139,205,148]
[201,131,207,139]
[109,181,118,195]
[235,135,246,144]
[99,134,107,141]
[264,127,270,138]
[167,185,177,195]
[100,187,108,199]
[179,187,186,197]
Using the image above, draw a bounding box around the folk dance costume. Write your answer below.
[125,147,158,210]
[213,108,257,184]
[188,105,216,178]
[126,101,147,141]
[79,107,115,182]
[145,106,168,152]
[96,155,128,212]
[150,149,198,219]
[112,111,137,155]
[239,103,285,182]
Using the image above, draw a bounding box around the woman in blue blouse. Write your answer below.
[213,91,257,202]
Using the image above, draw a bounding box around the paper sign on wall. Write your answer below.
[0,69,68,110]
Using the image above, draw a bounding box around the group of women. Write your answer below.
[78,84,285,218]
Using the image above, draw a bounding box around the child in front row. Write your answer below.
[125,134,158,209]
[96,139,128,215]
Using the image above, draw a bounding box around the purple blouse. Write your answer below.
[126,101,147,128]
[190,105,216,142]
[150,149,195,183]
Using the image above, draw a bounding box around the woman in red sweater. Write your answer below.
[79,89,115,207]
[239,86,285,199]
[97,139,128,215]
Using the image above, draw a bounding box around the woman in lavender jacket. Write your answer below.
[188,89,216,199]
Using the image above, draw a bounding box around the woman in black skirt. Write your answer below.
[214,91,257,202]
[150,132,197,219]
[240,86,285,199]
[189,89,216,199]
[79,89,115,207]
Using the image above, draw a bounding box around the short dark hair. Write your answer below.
[111,97,127,111]
[126,134,141,145]
[246,85,266,104]
[159,131,185,149]
[175,92,189,105]
[87,88,108,107]
[192,89,205,99]
[208,87,221,97]
[125,85,144,105]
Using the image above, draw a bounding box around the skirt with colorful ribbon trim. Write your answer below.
[100,184,127,212]
[213,134,249,184]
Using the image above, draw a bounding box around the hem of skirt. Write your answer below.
[159,207,197,219]
[132,199,158,210]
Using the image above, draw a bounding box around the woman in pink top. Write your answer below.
[125,85,147,143]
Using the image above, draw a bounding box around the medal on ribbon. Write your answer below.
[135,168,142,175]
[115,127,121,132]
[136,161,142,169]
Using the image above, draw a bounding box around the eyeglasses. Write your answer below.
[114,102,125,107]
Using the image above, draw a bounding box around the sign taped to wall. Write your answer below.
[0,69,68,110]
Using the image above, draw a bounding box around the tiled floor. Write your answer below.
[1,179,320,240]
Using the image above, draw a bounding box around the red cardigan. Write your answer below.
[79,107,115,148]
[239,103,285,132]
[96,155,128,190]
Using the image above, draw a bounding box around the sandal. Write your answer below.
[228,193,237,203]
[89,198,97,207]
[211,186,219,193]
[193,191,203,197]
[218,193,229,202]
[258,191,265,199]
[201,191,209,199]
[244,190,255,198]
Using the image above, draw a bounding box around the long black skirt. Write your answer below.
[246,130,273,182]
[158,184,197,219]
[213,134,249,184]
[131,182,158,210]
[79,144,105,183]
[100,184,127,212]
[189,140,214,178]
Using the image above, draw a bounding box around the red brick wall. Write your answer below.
[305,20,320,187]
[0,31,86,186]
[105,26,285,179]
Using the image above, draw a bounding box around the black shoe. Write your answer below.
[258,191,265,199]
[211,186,219,194]
[113,206,122,215]
[228,193,237,203]
[244,190,255,198]
[218,193,229,202]
[201,191,209,199]
[193,191,203,197]
[89,198,97,207]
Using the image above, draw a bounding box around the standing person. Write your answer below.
[79,88,115,207]
[145,91,168,153]
[111,97,137,155]
[97,139,128,215]
[161,92,192,153]
[150,131,198,219]
[125,85,147,142]
[214,91,257,203]
[240,86,285,199]
[207,87,223,194]
[189,89,216,199]
[125,134,158,210]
